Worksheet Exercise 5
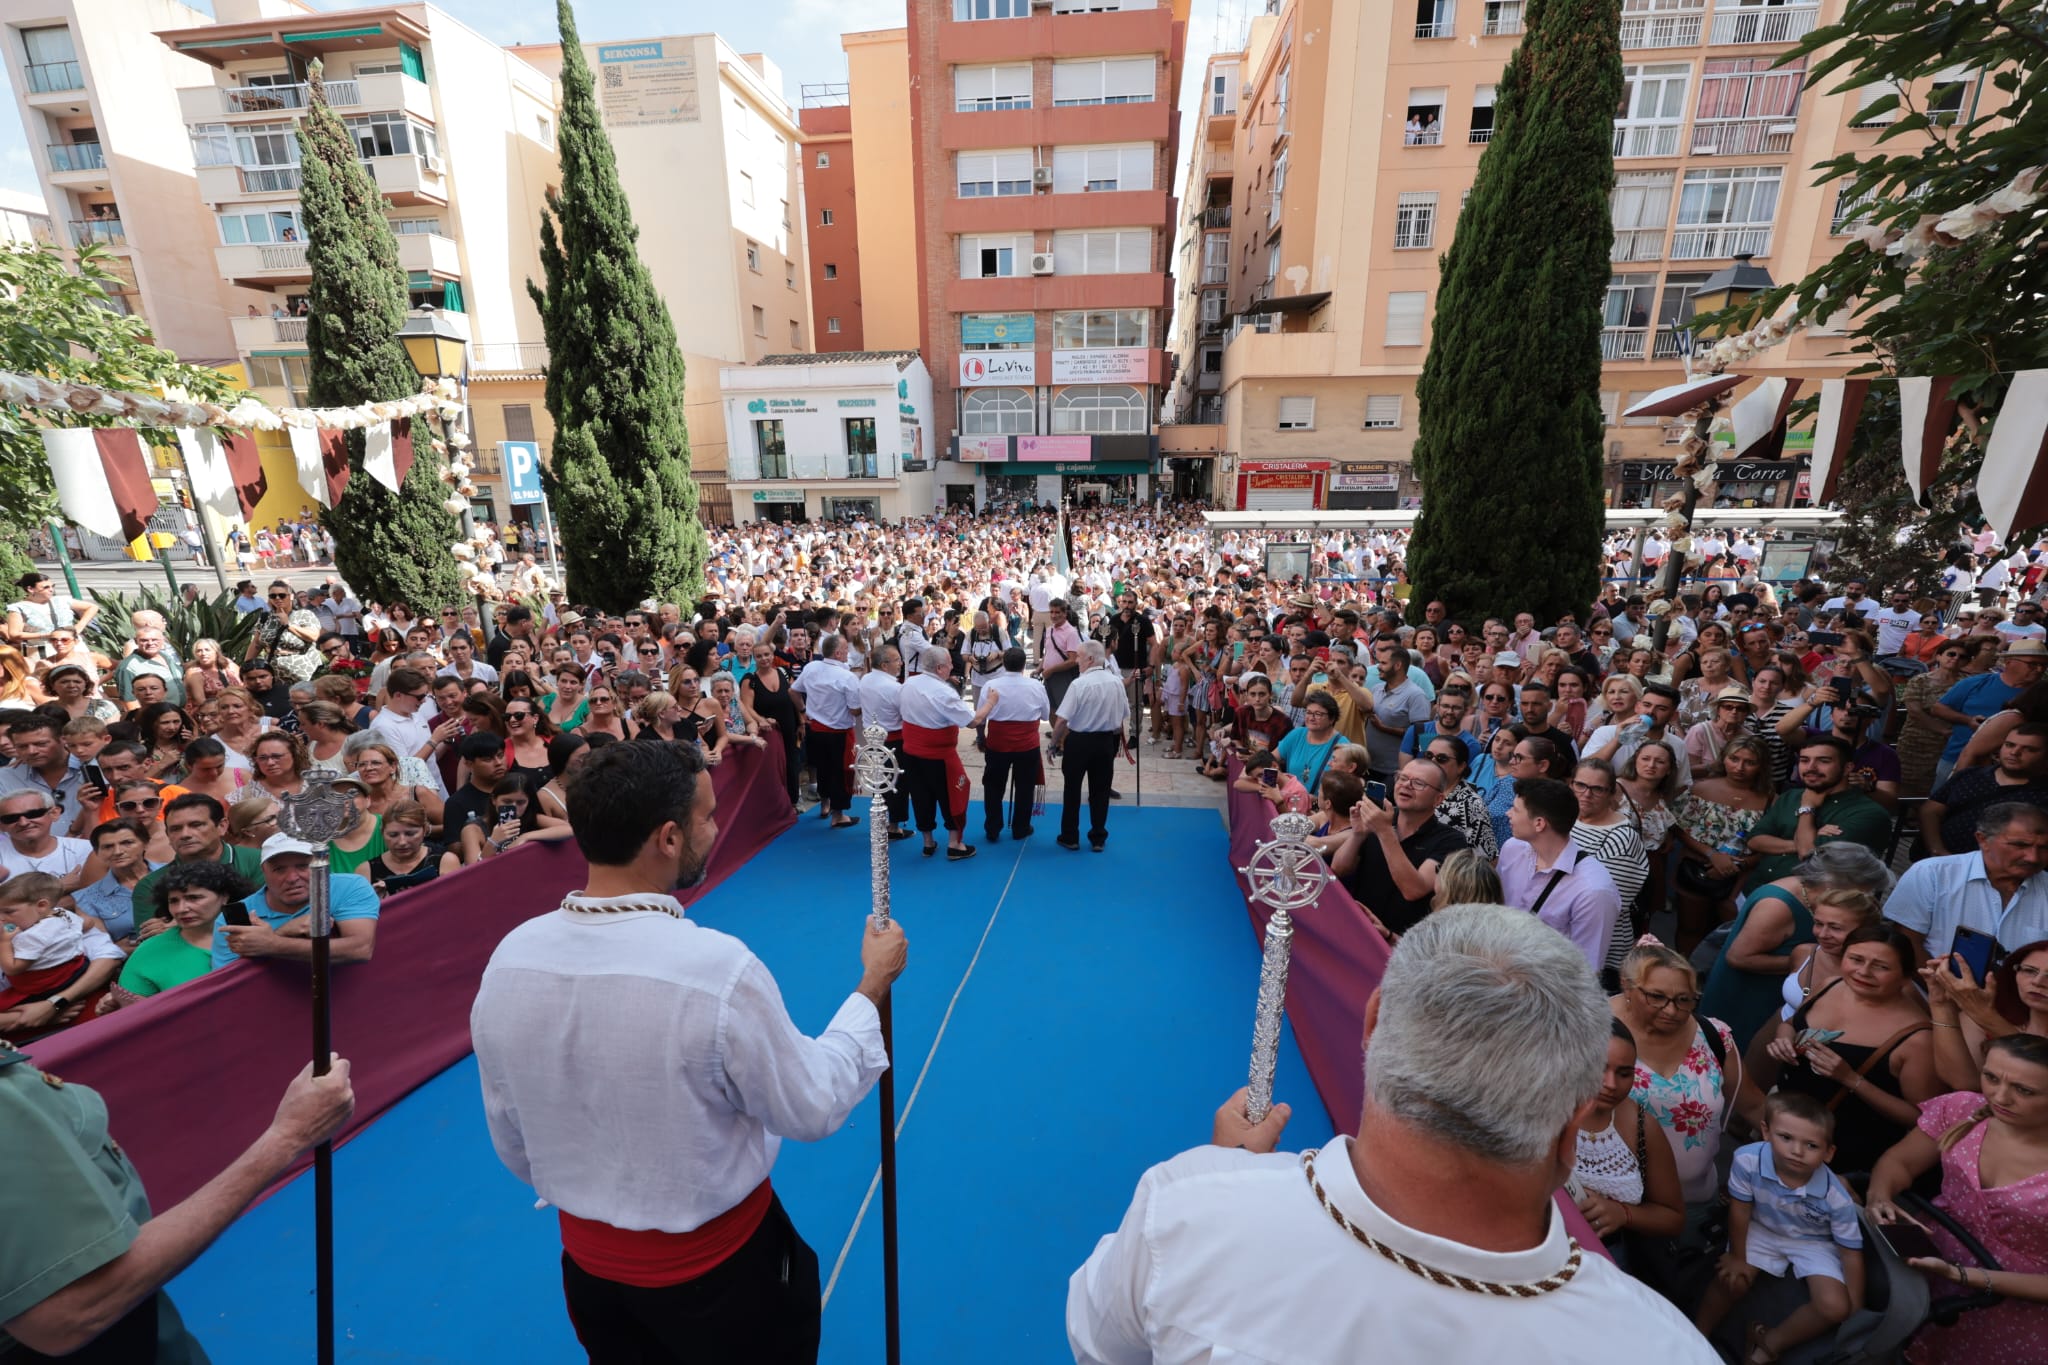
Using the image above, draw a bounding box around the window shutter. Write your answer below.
[1053,231,1087,274]
[1472,83,1496,108]
[1277,396,1316,430]
[1106,57,1155,100]
[1385,292,1428,345]
[1052,61,1095,104]
[502,404,536,442]
[1600,391,1621,427]
[1052,146,1085,193]
[996,65,1031,100]
[955,67,993,103]
[1364,396,1403,429]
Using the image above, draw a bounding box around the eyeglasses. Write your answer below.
[116,797,162,813]
[1569,779,1613,795]
[1590,629,1612,637]
[1394,775,1443,791]
[0,807,51,825]
[1634,985,1701,1013]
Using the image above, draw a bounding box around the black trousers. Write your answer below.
[903,752,964,833]
[804,726,852,814]
[983,746,1040,837]
[1060,730,1119,844]
[561,1194,821,1365]
[879,736,909,827]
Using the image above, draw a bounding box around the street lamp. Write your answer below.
[400,306,490,623]
[1644,254,1773,653]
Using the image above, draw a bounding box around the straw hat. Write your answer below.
[1712,684,1755,709]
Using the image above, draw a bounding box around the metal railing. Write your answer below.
[69,218,125,247]
[1601,326,1649,360]
[1482,12,1524,34]
[1670,223,1772,258]
[273,317,308,342]
[470,342,550,372]
[1610,226,1666,261]
[1404,127,1444,145]
[1688,116,1797,155]
[46,142,103,172]
[1198,205,1232,228]
[1414,20,1455,37]
[1469,126,1494,143]
[1708,5,1817,45]
[257,242,310,271]
[220,80,361,113]
[24,60,83,93]
[733,453,891,481]
[1619,12,1702,45]
[1652,326,1694,358]
[241,166,303,193]
[1613,121,1684,157]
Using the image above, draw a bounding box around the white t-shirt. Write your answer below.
[6,908,87,968]
[0,837,93,883]
[1871,607,1921,654]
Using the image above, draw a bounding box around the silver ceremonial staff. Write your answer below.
[852,724,903,1365]
[275,769,358,1365]
[1238,812,1333,1124]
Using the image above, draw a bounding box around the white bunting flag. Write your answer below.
[288,425,332,508]
[42,428,124,539]
[362,421,399,493]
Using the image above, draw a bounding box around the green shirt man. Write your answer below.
[1741,735,1892,892]
[131,797,266,929]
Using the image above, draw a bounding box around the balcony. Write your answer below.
[1708,4,1818,45]
[1611,227,1666,262]
[1414,20,1456,37]
[1196,205,1231,229]
[176,74,435,125]
[1651,326,1694,359]
[729,452,896,483]
[46,142,103,174]
[1669,223,1772,258]
[471,342,550,374]
[1620,12,1703,46]
[230,313,308,353]
[366,153,448,207]
[1613,121,1683,157]
[1687,117,1797,155]
[24,60,83,96]
[1601,326,1649,360]
[69,218,126,248]
[1470,126,1494,144]
[1405,127,1444,146]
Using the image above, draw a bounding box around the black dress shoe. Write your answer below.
[1109,789,1123,800]
[947,845,978,862]
[984,830,1004,844]
[1012,824,1034,839]
[922,841,939,858]
[1089,840,1106,852]
[1056,835,1081,851]
[888,827,914,841]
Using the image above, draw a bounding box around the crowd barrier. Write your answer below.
[1224,768,1605,1249]
[32,743,797,1210]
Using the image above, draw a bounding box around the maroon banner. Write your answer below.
[390,419,416,489]
[31,742,794,1211]
[320,428,352,508]
[93,429,157,543]
[1225,764,1606,1251]
[220,430,268,517]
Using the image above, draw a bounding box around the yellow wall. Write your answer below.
[844,28,918,351]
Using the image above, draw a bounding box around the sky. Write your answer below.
[2,0,1259,208]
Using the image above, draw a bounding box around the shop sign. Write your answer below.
[596,41,700,127]
[837,398,877,409]
[962,313,1034,346]
[752,490,804,503]
[1622,459,1797,484]
[981,461,1151,476]
[955,435,1008,463]
[900,420,925,470]
[745,396,817,416]
[1050,348,1149,384]
[1239,460,1331,472]
[958,353,1037,387]
[1331,470,1398,492]
[1248,472,1315,490]
[1016,434,1091,462]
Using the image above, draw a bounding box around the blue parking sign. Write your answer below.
[504,441,543,506]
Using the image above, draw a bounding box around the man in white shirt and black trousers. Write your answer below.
[973,645,1051,842]
[471,739,908,1363]
[858,641,912,840]
[1053,641,1131,852]
[791,634,864,829]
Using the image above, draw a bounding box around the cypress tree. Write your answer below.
[1405,0,1621,625]
[529,0,706,611]
[297,62,463,608]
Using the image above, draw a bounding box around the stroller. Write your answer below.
[1709,1191,2006,1364]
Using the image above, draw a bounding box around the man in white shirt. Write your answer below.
[1871,588,1922,655]
[435,632,500,688]
[791,634,864,829]
[1997,599,2048,643]
[1052,642,1131,852]
[316,582,363,654]
[367,666,457,798]
[472,740,906,1362]
[858,642,911,840]
[1820,578,1881,615]
[1068,904,1716,1365]
[899,647,978,861]
[972,646,1051,843]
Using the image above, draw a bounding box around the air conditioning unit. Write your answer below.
[423,153,445,173]
[1030,251,1056,275]
[1031,165,1054,189]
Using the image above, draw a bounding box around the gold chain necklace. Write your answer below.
[1301,1148,1583,1298]
[558,893,682,920]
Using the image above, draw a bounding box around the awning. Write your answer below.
[1237,291,1332,318]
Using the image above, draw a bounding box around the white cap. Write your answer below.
[261,833,320,862]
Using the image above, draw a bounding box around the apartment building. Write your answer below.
[1161,0,1944,512]
[904,0,1189,512]
[511,34,812,524]
[0,185,52,243]
[841,27,918,352]
[799,95,863,351]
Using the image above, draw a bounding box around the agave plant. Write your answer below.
[84,587,261,662]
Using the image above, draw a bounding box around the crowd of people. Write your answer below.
[6,501,2048,1362]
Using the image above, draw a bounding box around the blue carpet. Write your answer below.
[170,803,1335,1362]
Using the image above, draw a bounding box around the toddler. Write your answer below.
[0,873,92,1031]
[1693,1091,1863,1363]
[61,715,110,765]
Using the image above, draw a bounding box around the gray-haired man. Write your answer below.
[1051,642,1130,852]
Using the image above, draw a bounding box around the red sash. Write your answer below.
[559,1180,773,1288]
[901,722,970,824]
[807,718,856,792]
[984,719,1045,784]
[0,955,104,1041]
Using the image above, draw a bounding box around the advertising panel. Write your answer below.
[596,42,700,126]
[955,435,1009,463]
[1015,435,1091,463]
[961,314,1035,347]
[958,353,1037,387]
[1050,348,1150,384]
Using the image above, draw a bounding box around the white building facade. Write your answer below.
[720,351,938,524]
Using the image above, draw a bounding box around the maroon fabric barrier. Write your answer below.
[32,742,796,1210]
[1226,765,1606,1251]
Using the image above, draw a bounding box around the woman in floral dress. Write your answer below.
[1896,640,1967,796]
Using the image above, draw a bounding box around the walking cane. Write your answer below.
[853,726,903,1365]
[275,771,358,1365]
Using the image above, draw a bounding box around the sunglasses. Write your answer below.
[269,593,291,600]
[0,807,51,824]
[507,710,533,720]
[117,798,162,813]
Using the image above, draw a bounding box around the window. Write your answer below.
[827,317,842,333]
[790,319,802,347]
[1692,57,1804,154]
[1364,396,1403,429]
[1051,57,1156,107]
[955,64,1031,112]
[731,100,750,140]
[786,261,797,290]
[190,123,234,167]
[1277,397,1316,430]
[739,172,755,207]
[234,123,301,169]
[823,263,839,280]
[1210,62,1238,116]
[1050,143,1154,194]
[957,149,1033,197]
[1928,67,1971,125]
[816,151,831,168]
[246,355,313,402]
[1470,85,1496,142]
[820,208,834,226]
[536,116,553,150]
[755,419,788,478]
[1201,347,1222,372]
[954,0,1029,16]
[1052,0,1159,10]
[1385,291,1428,345]
[388,216,445,236]
[746,241,762,272]
[502,403,536,443]
[1051,228,1151,275]
[1672,165,1780,258]
[1600,391,1621,427]
[1850,81,1900,128]
[21,25,79,91]
[1053,309,1148,348]
[1394,192,1437,249]
[1610,170,1673,261]
[216,208,304,245]
[1614,63,1690,157]
[752,305,767,337]
[353,61,405,76]
[1415,0,1455,38]
[844,417,879,477]
[1404,88,1447,145]
[1652,270,1709,355]
[344,113,435,162]
[781,200,791,230]
[960,234,1030,278]
[1053,385,1146,434]
[962,312,1034,350]
[1274,64,1291,138]
[1483,0,1524,33]
[1623,391,1662,427]
[1830,182,1876,235]
[1267,149,1289,228]
[963,386,1034,435]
